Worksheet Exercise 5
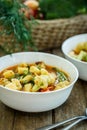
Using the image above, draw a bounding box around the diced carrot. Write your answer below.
[40,86,55,92]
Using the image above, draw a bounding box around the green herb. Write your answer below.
[39,0,87,19]
[52,67,68,82]
[57,71,67,82]
[0,0,37,53]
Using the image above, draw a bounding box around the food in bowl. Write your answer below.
[0,52,78,112]
[62,33,87,81]
[69,42,87,62]
[0,62,70,92]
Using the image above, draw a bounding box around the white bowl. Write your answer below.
[62,33,87,81]
[0,52,78,112]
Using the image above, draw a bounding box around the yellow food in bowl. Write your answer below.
[69,42,87,62]
[0,61,70,92]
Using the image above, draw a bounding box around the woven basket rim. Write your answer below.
[35,14,87,23]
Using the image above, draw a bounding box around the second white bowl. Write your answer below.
[62,34,87,81]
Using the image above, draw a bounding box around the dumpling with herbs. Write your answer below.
[0,62,71,92]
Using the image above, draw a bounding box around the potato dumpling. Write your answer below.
[30,66,40,74]
[6,82,18,90]
[34,75,49,89]
[55,81,70,90]
[32,84,40,92]
[3,70,15,79]
[23,83,32,92]
[0,78,10,86]
[20,75,32,84]
[17,66,28,75]
[40,68,49,75]
[48,73,56,84]
[11,78,22,90]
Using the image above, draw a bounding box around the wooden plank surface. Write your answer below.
[53,48,87,130]
[0,47,87,130]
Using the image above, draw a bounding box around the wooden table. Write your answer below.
[0,47,87,130]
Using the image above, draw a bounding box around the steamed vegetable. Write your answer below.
[69,42,87,62]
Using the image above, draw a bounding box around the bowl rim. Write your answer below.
[0,52,79,95]
[61,33,87,65]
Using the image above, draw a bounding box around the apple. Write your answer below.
[24,0,39,10]
[23,0,39,19]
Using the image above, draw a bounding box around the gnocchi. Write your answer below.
[0,62,71,92]
[69,42,87,62]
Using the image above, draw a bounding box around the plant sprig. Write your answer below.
[0,0,37,53]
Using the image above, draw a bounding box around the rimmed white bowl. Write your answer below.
[62,33,87,81]
[0,52,78,112]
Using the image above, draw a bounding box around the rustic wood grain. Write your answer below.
[0,102,14,130]
[13,111,52,130]
[0,47,87,130]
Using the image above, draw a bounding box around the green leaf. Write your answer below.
[0,0,37,53]
[39,0,87,19]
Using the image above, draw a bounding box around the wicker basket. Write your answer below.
[0,15,87,52]
[32,15,87,50]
